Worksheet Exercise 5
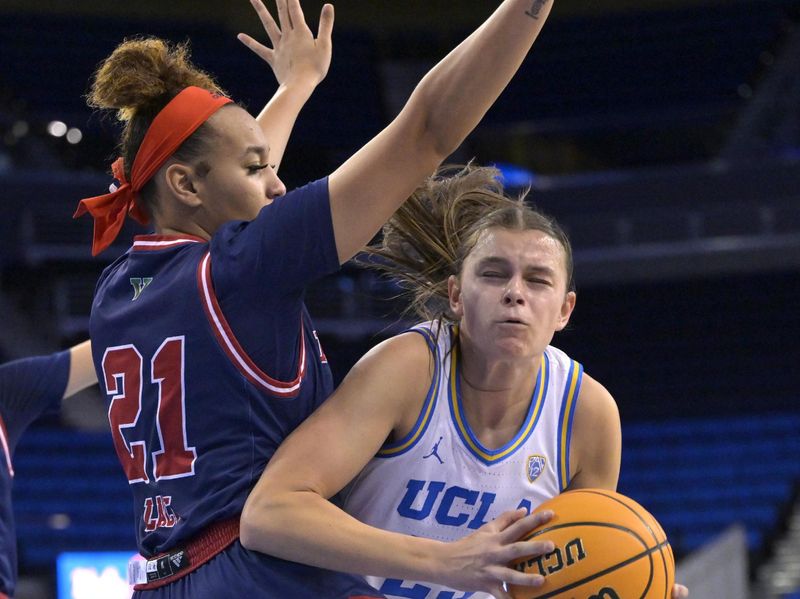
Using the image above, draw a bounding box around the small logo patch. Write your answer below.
[130,277,153,301]
[147,549,189,583]
[526,455,546,483]
[423,436,445,465]
[169,550,186,570]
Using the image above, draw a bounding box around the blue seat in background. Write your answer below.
[13,427,134,567]
[618,410,800,557]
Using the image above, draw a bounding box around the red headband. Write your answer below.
[74,86,233,255]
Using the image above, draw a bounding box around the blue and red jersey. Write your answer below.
[89,178,340,557]
[0,350,70,597]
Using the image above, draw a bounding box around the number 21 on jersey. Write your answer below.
[102,336,197,484]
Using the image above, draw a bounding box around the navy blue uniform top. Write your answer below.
[0,351,70,597]
[89,178,340,557]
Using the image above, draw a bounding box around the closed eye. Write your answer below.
[247,164,269,174]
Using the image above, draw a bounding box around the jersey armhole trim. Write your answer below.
[196,251,306,397]
[557,359,583,491]
[0,414,13,477]
[377,327,440,457]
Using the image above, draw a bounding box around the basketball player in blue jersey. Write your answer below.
[0,341,97,599]
[2,5,320,594]
[240,165,690,599]
[75,0,562,597]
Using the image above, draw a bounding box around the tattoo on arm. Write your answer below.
[525,0,549,19]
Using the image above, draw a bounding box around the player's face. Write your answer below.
[448,227,576,360]
[192,106,286,229]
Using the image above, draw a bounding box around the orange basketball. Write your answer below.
[508,489,674,599]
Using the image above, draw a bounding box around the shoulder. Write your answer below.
[95,251,130,291]
[568,372,621,490]
[544,344,581,378]
[338,330,435,430]
[350,330,435,385]
[575,374,618,422]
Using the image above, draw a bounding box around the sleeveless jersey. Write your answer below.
[342,321,584,599]
[90,178,341,558]
[0,351,69,597]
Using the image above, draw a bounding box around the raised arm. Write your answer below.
[238,0,334,171]
[328,0,555,263]
[240,333,555,597]
[64,340,97,399]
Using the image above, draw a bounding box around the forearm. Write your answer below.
[410,0,553,157]
[64,340,96,399]
[255,80,317,171]
[240,490,443,581]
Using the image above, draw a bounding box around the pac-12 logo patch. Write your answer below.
[526,455,546,483]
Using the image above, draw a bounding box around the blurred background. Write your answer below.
[0,0,799,597]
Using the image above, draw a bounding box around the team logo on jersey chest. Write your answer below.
[130,277,153,301]
[422,436,445,464]
[526,455,546,483]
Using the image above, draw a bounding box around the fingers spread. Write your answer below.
[237,33,274,63]
[317,3,334,42]
[287,0,308,32]
[276,0,292,30]
[250,0,281,45]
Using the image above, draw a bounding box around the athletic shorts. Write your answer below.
[132,540,385,599]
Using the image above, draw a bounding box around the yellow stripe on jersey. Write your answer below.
[450,343,548,464]
[377,329,441,457]
[558,360,582,490]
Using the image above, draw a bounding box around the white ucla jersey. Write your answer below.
[341,321,583,599]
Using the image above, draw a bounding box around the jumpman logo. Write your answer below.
[423,436,445,464]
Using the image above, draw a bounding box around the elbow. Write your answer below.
[240,490,275,552]
[419,112,459,163]
[397,94,460,167]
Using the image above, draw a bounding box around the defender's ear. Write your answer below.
[164,163,201,208]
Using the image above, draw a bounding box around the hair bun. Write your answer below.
[88,37,224,122]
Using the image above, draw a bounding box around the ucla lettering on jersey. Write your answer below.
[341,321,584,599]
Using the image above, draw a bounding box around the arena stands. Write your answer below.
[1,1,798,597]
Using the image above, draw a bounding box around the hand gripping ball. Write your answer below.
[509,489,674,599]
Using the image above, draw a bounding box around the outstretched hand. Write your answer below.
[238,0,334,88]
[439,508,555,599]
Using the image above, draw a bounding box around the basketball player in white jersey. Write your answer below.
[239,165,689,599]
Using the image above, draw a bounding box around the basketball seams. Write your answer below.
[524,542,669,599]
[510,489,674,599]
[522,521,651,546]
[517,520,651,599]
[574,489,672,599]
